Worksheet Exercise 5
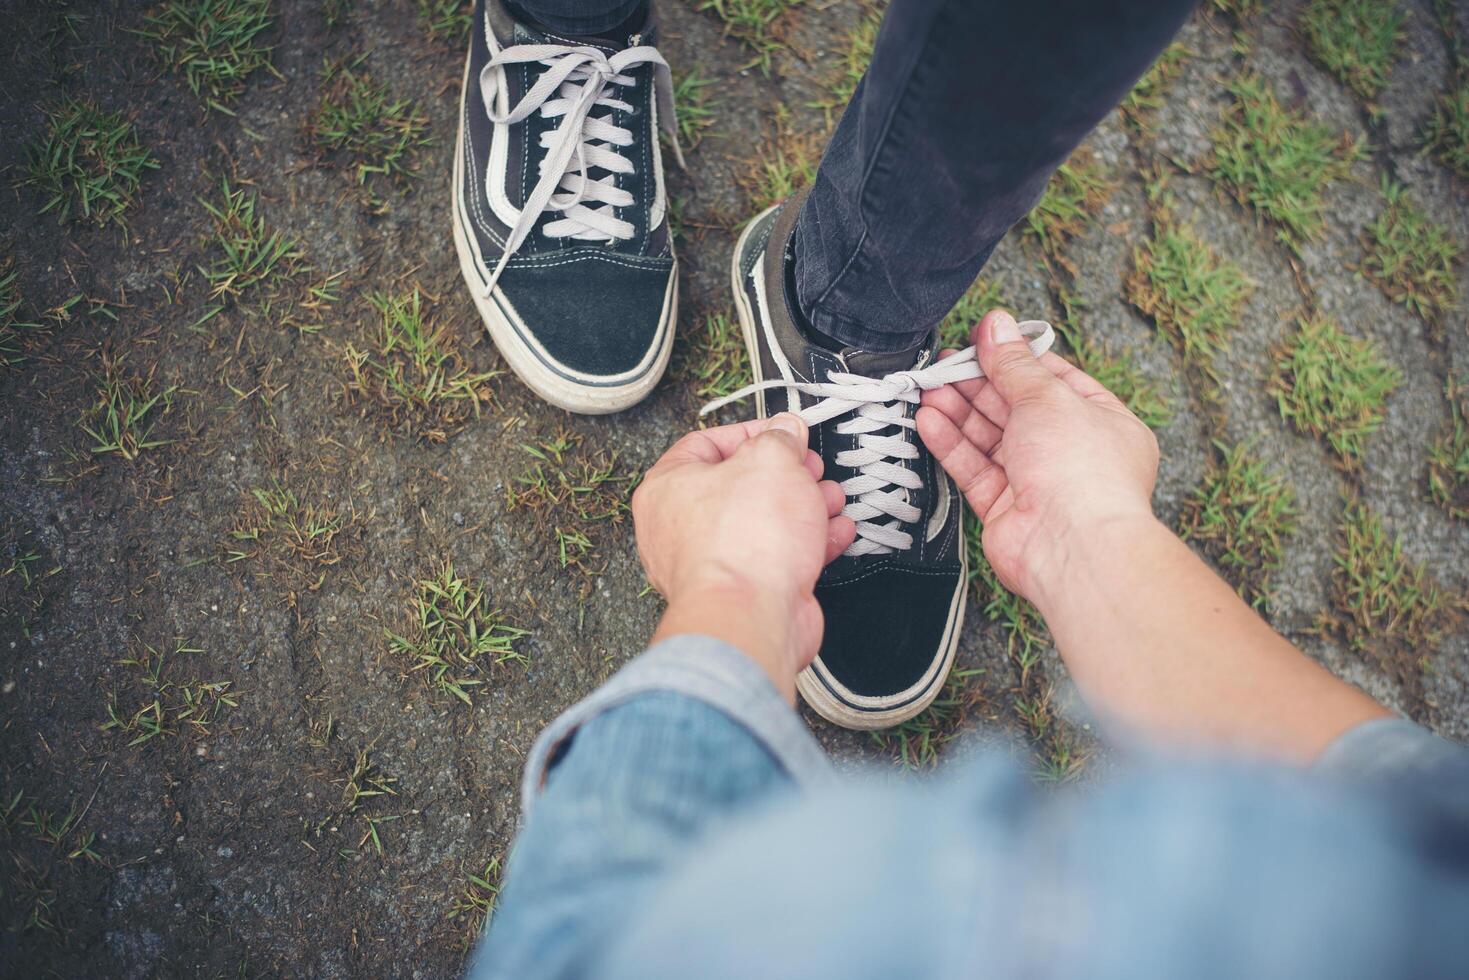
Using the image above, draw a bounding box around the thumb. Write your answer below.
[746,412,808,463]
[977,309,1060,407]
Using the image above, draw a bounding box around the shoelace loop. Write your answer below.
[477,41,682,296]
[701,321,1055,556]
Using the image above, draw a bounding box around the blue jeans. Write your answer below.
[515,0,1198,351]
[468,638,1469,980]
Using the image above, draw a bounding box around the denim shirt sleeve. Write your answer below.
[1315,717,1469,781]
[466,635,832,980]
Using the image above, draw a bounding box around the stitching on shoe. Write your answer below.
[504,252,671,271]
[465,99,507,247]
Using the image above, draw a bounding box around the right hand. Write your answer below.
[916,309,1160,603]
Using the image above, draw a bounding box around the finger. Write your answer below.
[803,448,824,482]
[658,416,779,467]
[819,479,845,519]
[916,405,1009,517]
[739,412,808,465]
[976,309,1067,409]
[920,384,1003,454]
[825,515,857,564]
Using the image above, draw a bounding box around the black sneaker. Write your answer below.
[720,191,970,730]
[452,0,680,414]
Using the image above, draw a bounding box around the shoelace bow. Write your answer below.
[701,321,1055,556]
[477,40,683,296]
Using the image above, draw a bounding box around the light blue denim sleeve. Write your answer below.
[465,635,831,980]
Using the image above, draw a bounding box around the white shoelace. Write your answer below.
[477,39,683,296]
[701,321,1055,556]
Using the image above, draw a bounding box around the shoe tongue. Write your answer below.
[840,339,931,378]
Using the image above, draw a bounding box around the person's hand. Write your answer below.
[917,309,1159,604]
[633,414,856,700]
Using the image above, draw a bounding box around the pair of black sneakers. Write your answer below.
[454,0,967,728]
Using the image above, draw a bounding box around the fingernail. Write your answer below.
[990,310,1020,344]
[768,412,804,437]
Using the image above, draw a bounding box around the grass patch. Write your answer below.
[25,99,158,228]
[938,277,1008,350]
[416,0,471,43]
[509,430,633,577]
[343,289,497,441]
[868,668,986,771]
[1013,685,1089,783]
[303,745,405,859]
[1212,0,1262,18]
[1125,218,1253,369]
[1361,178,1462,323]
[1023,150,1112,260]
[141,0,276,111]
[309,60,432,209]
[738,114,817,214]
[1423,80,1469,180]
[1062,330,1173,429]
[1,265,42,369]
[673,70,720,150]
[102,641,238,746]
[387,562,530,705]
[79,357,177,460]
[1331,502,1455,686]
[682,311,750,400]
[227,478,363,571]
[449,857,504,948]
[1428,375,1469,519]
[1300,0,1406,102]
[1207,73,1364,251]
[198,178,305,303]
[1273,315,1399,463]
[814,2,881,124]
[1122,42,1191,128]
[1179,440,1299,609]
[697,0,804,73]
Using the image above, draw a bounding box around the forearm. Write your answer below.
[1031,515,1391,763]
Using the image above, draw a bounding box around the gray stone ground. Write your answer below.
[0,0,1465,976]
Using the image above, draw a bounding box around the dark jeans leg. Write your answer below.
[509,0,642,35]
[795,0,1198,353]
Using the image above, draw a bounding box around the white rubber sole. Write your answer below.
[729,208,967,731]
[451,54,676,416]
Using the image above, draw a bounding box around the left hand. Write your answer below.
[633,414,855,699]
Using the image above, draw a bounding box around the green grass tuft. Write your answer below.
[1361,178,1462,323]
[1023,151,1112,260]
[141,0,275,111]
[310,61,432,209]
[198,178,305,302]
[102,641,238,746]
[739,118,816,213]
[1423,79,1469,180]
[387,562,530,706]
[1065,332,1174,429]
[449,857,504,949]
[510,431,632,578]
[938,277,1008,350]
[227,478,362,569]
[1331,501,1453,657]
[1212,0,1263,18]
[1126,218,1253,369]
[683,311,750,400]
[1274,315,1399,463]
[672,70,720,150]
[0,265,42,370]
[25,99,158,227]
[698,0,804,73]
[416,0,472,42]
[1122,42,1191,128]
[1180,440,1299,609]
[79,358,177,460]
[867,668,986,770]
[344,289,496,441]
[815,3,881,123]
[1300,0,1406,102]
[1208,73,1364,251]
[1428,375,1469,520]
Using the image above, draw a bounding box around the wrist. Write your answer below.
[651,575,804,703]
[1024,509,1169,616]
